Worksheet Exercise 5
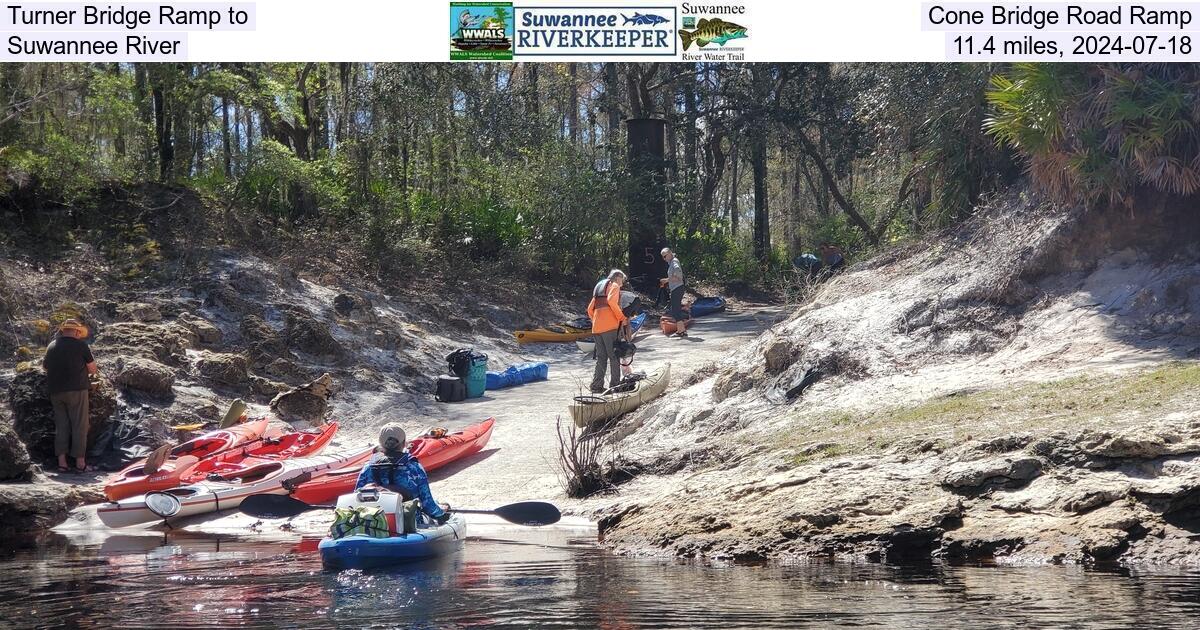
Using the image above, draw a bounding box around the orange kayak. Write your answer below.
[180,422,340,484]
[102,417,272,501]
[288,418,495,505]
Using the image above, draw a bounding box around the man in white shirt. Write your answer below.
[660,247,688,338]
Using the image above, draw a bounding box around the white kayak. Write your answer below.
[97,446,375,528]
[569,363,671,427]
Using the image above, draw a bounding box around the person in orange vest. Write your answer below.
[587,269,630,393]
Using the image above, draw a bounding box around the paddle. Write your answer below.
[240,494,562,526]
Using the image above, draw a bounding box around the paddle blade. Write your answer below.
[488,501,561,526]
[240,493,330,519]
[220,398,247,429]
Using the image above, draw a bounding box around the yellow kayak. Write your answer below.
[514,321,592,344]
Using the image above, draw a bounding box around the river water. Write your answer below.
[2,524,1199,629]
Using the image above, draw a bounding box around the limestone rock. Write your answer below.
[7,370,116,459]
[240,315,289,363]
[269,373,335,423]
[0,420,33,481]
[94,322,188,366]
[116,302,162,323]
[284,312,344,359]
[764,339,796,375]
[249,375,288,397]
[195,352,250,386]
[178,313,222,345]
[0,481,105,535]
[942,455,1043,489]
[111,357,175,396]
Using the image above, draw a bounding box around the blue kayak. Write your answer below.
[689,296,727,318]
[319,516,467,570]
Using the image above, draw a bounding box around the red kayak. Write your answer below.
[180,422,340,484]
[288,418,495,505]
[103,417,273,501]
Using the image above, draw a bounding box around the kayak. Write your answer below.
[287,418,496,505]
[179,422,340,484]
[103,417,273,501]
[96,446,374,528]
[409,417,495,471]
[660,316,691,336]
[569,363,671,427]
[576,313,646,354]
[319,489,465,570]
[689,296,727,318]
[319,516,466,570]
[514,321,592,344]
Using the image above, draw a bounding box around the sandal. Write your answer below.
[75,464,96,473]
[56,464,70,473]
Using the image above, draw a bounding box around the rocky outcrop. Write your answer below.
[116,302,162,322]
[178,312,222,345]
[7,370,117,459]
[284,311,344,360]
[0,417,34,481]
[240,315,289,365]
[269,372,335,423]
[195,352,249,386]
[598,420,1200,566]
[0,481,105,535]
[111,357,176,396]
[94,322,188,366]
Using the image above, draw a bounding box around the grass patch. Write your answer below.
[781,362,1200,457]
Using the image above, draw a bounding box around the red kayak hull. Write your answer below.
[102,417,272,501]
[288,417,495,505]
[180,422,340,484]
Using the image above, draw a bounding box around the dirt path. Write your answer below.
[427,305,783,510]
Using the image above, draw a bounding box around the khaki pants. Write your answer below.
[51,390,89,459]
[591,330,621,392]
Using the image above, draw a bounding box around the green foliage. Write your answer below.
[234,140,350,220]
[986,64,1200,208]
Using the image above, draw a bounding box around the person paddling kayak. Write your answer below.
[355,424,450,524]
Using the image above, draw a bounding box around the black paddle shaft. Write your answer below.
[239,494,561,525]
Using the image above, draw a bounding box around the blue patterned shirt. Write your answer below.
[354,452,446,518]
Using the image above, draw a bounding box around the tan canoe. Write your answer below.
[569,363,671,427]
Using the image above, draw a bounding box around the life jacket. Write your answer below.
[592,279,611,308]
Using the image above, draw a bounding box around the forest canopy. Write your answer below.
[0,62,1195,288]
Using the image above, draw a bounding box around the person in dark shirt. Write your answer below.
[42,319,97,472]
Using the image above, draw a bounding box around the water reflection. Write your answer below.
[0,529,1198,628]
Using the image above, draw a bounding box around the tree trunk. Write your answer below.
[797,132,880,245]
[603,63,621,162]
[221,96,231,176]
[751,129,769,261]
[152,76,173,181]
[728,141,740,235]
[567,64,579,144]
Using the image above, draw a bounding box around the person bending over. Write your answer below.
[355,423,449,524]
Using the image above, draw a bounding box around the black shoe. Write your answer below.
[590,387,605,394]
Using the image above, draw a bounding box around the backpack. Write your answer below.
[330,505,391,539]
[435,375,466,402]
[446,348,474,379]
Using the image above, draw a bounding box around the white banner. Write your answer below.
[0,0,1196,61]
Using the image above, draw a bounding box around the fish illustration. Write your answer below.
[678,18,747,50]
[458,10,481,30]
[622,12,669,26]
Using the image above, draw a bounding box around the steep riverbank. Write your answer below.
[587,192,1200,567]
